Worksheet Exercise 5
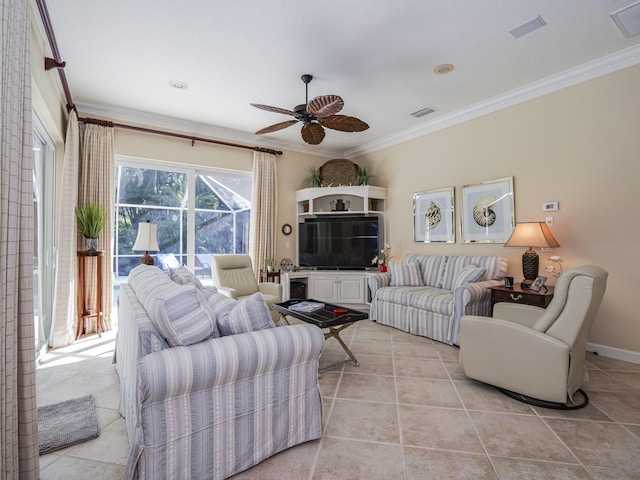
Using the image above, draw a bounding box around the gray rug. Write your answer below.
[38,394,100,455]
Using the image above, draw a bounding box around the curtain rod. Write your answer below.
[78,117,283,156]
[35,0,282,157]
[36,0,75,111]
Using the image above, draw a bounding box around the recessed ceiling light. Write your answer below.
[169,80,188,90]
[434,64,454,75]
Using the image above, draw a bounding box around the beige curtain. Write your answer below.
[249,150,278,280]
[78,123,115,330]
[0,0,40,476]
[50,111,79,347]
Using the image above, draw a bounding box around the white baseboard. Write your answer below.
[586,342,640,365]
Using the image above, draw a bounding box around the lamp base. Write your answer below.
[140,252,154,266]
[522,248,539,286]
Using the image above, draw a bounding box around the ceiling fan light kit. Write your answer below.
[251,74,369,145]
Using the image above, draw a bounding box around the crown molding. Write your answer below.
[345,43,640,158]
[75,101,344,159]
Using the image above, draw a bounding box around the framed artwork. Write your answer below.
[461,176,515,243]
[413,187,455,243]
[530,275,548,292]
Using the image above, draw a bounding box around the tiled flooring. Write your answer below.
[37,320,640,479]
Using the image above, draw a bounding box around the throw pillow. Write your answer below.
[452,264,487,289]
[149,284,219,346]
[216,292,276,336]
[390,261,424,287]
[169,266,204,289]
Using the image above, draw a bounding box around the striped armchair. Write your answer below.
[368,254,508,345]
[116,266,324,480]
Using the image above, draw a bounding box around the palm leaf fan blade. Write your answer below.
[307,95,344,118]
[320,114,369,132]
[250,103,297,116]
[255,120,298,135]
[301,123,326,145]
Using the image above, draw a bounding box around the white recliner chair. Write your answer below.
[210,254,283,322]
[459,264,608,408]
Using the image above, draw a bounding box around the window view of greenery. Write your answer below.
[114,164,251,279]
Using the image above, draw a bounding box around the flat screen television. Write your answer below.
[298,216,381,270]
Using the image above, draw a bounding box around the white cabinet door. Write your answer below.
[309,274,365,304]
[310,276,336,302]
[337,277,365,304]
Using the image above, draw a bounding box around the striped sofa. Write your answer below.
[368,254,508,345]
[116,265,324,480]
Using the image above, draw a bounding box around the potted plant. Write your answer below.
[357,165,376,186]
[75,203,105,251]
[264,257,276,273]
[301,166,322,188]
[371,244,391,272]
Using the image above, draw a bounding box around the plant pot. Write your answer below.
[85,237,98,251]
[380,265,388,273]
[267,266,273,273]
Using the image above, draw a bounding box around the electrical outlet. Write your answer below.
[546,216,553,228]
[285,241,290,249]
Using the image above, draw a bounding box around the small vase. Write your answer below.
[380,265,388,273]
[85,237,98,251]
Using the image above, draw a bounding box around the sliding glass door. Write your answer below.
[33,120,56,360]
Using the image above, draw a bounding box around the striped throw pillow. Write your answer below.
[390,261,424,287]
[216,292,276,336]
[452,265,486,290]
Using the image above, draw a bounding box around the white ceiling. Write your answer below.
[40,0,640,158]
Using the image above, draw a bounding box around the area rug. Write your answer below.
[38,394,100,455]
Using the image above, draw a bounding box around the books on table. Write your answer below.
[289,301,325,313]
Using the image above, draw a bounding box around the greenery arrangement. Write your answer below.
[301,166,322,188]
[358,165,376,186]
[75,203,105,239]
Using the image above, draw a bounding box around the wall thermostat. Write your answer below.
[542,201,558,212]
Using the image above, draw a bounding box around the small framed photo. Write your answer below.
[530,276,548,292]
[413,187,455,243]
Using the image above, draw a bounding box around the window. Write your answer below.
[114,159,251,280]
[33,118,56,358]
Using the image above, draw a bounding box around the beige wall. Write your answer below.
[355,64,640,355]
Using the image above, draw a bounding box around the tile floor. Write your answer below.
[37,319,640,479]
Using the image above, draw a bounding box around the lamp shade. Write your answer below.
[504,221,559,285]
[132,222,160,252]
[504,222,560,248]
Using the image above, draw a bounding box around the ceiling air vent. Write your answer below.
[510,15,547,39]
[611,1,640,38]
[410,107,436,118]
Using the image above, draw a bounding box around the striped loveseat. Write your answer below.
[116,265,324,480]
[368,254,508,345]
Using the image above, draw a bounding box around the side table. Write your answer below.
[489,283,554,313]
[77,250,105,339]
[260,269,281,283]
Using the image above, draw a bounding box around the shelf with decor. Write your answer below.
[296,186,386,217]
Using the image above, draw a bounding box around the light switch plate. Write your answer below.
[542,201,558,211]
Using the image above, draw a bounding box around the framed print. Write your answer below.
[530,275,548,292]
[461,176,515,243]
[413,187,455,243]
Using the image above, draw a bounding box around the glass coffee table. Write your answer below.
[273,299,368,371]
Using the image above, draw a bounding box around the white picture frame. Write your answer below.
[461,176,515,243]
[413,187,455,243]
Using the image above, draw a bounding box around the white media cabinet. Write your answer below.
[286,185,387,307]
[282,270,377,306]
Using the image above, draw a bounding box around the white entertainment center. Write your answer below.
[281,185,386,307]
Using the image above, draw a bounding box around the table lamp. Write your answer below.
[504,220,559,288]
[132,220,160,266]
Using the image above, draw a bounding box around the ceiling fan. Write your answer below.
[251,74,369,145]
